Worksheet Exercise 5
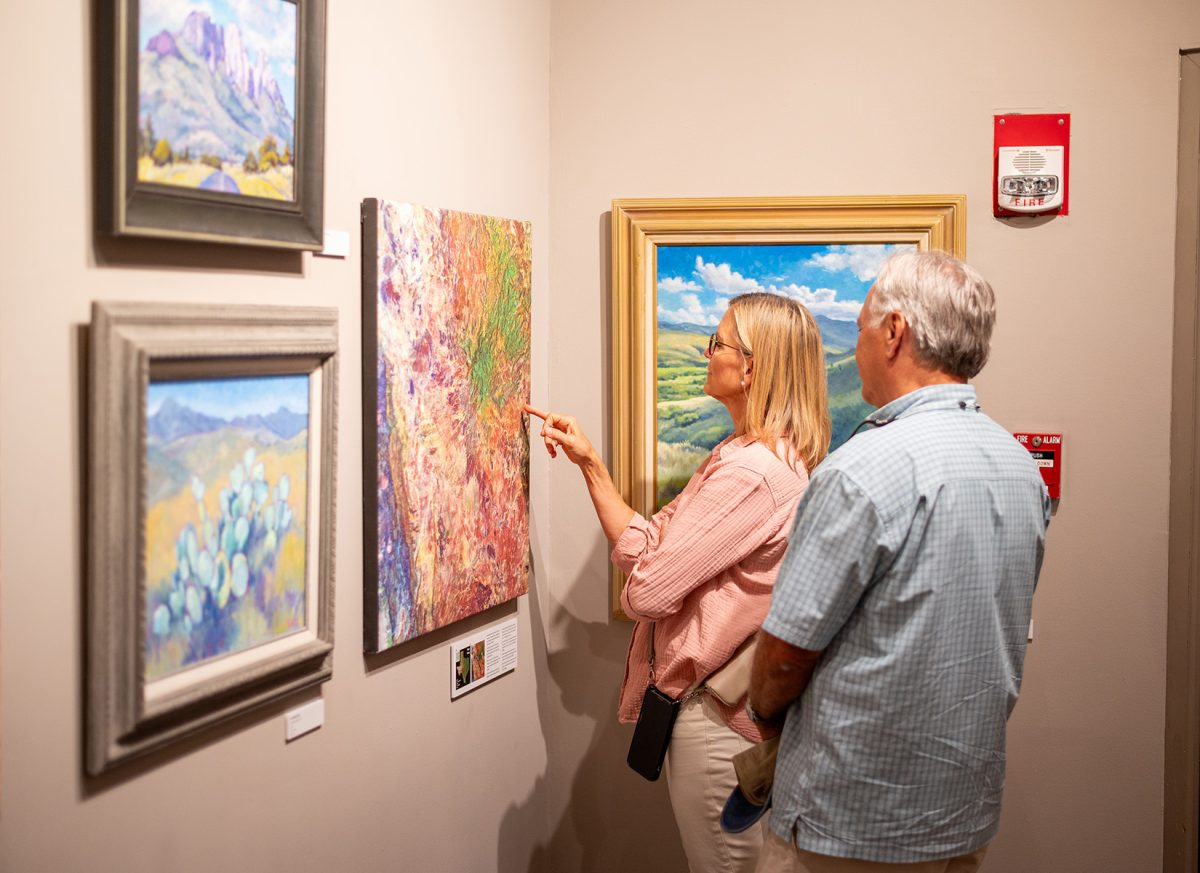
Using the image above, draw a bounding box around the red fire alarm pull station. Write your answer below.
[993,113,1070,217]
[1013,432,1062,499]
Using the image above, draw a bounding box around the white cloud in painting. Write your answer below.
[658,292,729,327]
[659,276,703,294]
[693,257,762,296]
[807,244,901,282]
[769,283,863,321]
[686,257,863,322]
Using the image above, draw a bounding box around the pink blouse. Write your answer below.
[613,434,810,741]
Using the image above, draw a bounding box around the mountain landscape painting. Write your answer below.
[655,242,913,508]
[367,200,531,650]
[143,373,310,682]
[137,0,298,200]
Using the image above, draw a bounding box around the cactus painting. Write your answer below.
[143,374,309,681]
[365,200,531,650]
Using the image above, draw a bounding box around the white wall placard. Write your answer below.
[450,616,519,699]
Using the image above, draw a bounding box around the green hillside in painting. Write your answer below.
[656,321,871,508]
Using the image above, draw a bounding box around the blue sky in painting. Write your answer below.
[140,0,298,116]
[657,243,913,328]
[148,374,309,419]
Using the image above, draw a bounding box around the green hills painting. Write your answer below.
[655,243,911,508]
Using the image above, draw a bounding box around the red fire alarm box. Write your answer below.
[994,113,1070,217]
[1013,432,1062,499]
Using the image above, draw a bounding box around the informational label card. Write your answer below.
[450,615,519,699]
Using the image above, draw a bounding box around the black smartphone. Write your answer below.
[626,684,679,781]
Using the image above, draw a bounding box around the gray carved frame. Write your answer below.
[98,0,326,248]
[87,302,338,774]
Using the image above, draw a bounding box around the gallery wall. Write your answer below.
[546,1,1200,872]
[2,0,1200,871]
[0,0,570,870]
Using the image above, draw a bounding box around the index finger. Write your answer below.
[523,403,550,421]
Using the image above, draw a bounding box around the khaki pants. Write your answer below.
[755,830,988,873]
[664,695,765,873]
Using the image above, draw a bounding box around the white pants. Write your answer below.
[664,695,765,873]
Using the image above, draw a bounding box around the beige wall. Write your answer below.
[0,0,561,870]
[1,0,1198,870]
[546,1,1200,872]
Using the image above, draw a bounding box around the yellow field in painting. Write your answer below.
[136,157,294,200]
[144,430,308,680]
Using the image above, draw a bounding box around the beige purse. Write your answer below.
[702,635,758,706]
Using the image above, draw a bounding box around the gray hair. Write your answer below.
[865,250,996,379]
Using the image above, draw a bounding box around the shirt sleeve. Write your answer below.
[763,469,888,651]
[614,461,781,621]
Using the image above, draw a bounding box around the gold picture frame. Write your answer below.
[609,195,967,619]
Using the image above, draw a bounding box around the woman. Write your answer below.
[526,292,829,873]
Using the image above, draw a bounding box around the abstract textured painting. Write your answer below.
[363,199,531,651]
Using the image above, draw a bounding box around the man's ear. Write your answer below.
[884,311,907,361]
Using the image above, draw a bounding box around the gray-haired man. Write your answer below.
[748,250,1050,873]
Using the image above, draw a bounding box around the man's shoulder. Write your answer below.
[815,407,1042,497]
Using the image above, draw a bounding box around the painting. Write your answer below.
[610,196,967,617]
[87,303,338,775]
[136,0,299,200]
[362,199,532,652]
[655,243,910,508]
[144,374,310,681]
[99,0,326,247]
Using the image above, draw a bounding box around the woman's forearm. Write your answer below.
[580,450,636,545]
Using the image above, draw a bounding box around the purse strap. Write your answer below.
[646,622,657,684]
[645,622,715,705]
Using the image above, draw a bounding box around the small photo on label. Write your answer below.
[455,646,472,690]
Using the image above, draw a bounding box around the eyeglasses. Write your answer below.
[705,333,752,359]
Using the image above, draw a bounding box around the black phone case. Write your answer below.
[627,684,680,781]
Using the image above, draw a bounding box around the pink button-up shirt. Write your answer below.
[613,434,810,741]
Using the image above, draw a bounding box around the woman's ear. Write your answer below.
[742,357,754,388]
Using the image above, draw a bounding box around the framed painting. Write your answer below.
[87,302,338,774]
[610,195,966,618]
[98,0,326,248]
[362,199,532,652]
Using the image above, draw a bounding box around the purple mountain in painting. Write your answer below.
[231,407,308,441]
[139,9,294,162]
[148,398,224,442]
[148,398,307,443]
[145,29,180,59]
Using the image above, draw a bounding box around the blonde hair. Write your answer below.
[729,293,831,473]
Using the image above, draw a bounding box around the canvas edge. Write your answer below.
[361,198,383,653]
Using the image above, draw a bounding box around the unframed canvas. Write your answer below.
[363,199,532,652]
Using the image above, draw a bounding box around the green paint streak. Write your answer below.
[464,220,530,411]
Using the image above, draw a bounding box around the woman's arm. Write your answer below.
[618,461,782,621]
[525,404,634,544]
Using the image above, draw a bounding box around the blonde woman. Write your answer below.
[526,293,830,873]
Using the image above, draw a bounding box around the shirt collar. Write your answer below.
[866,383,980,426]
[715,432,757,459]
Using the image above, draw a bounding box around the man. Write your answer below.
[747,250,1050,873]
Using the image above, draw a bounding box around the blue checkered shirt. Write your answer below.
[763,384,1050,863]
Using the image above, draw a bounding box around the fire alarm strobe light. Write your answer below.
[997,146,1064,213]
